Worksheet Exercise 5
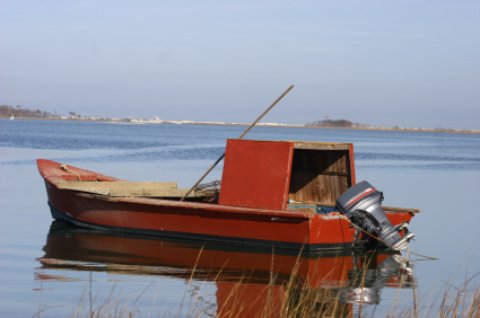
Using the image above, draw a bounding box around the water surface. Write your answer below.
[0,119,479,317]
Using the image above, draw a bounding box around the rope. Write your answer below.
[407,250,438,261]
[60,164,82,181]
[346,217,438,261]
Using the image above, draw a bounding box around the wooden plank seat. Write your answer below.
[55,181,197,198]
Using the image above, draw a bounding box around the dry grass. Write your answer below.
[37,254,480,318]
[59,275,479,318]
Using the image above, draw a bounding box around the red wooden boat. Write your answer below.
[37,139,417,252]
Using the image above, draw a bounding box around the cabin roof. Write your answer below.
[232,139,352,150]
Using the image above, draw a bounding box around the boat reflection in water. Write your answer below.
[37,221,415,317]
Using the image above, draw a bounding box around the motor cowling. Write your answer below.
[336,181,413,251]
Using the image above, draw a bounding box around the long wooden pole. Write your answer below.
[180,84,294,201]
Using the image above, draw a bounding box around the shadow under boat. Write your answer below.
[37,221,415,314]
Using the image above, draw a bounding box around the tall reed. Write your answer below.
[37,253,479,318]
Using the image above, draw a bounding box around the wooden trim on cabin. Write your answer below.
[281,144,295,210]
[348,144,356,185]
[293,142,352,151]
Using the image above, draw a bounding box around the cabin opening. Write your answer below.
[288,148,353,206]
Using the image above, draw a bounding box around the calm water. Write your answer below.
[0,119,479,317]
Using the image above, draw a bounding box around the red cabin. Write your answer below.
[220,139,355,212]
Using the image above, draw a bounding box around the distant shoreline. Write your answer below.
[2,115,479,135]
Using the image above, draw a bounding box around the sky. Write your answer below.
[1,0,479,129]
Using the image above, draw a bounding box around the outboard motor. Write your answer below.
[336,181,414,251]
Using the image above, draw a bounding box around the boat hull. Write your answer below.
[38,159,415,251]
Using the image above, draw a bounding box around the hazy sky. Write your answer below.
[1,1,479,129]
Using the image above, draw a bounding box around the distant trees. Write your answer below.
[68,111,81,118]
[0,104,55,118]
[306,119,360,128]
